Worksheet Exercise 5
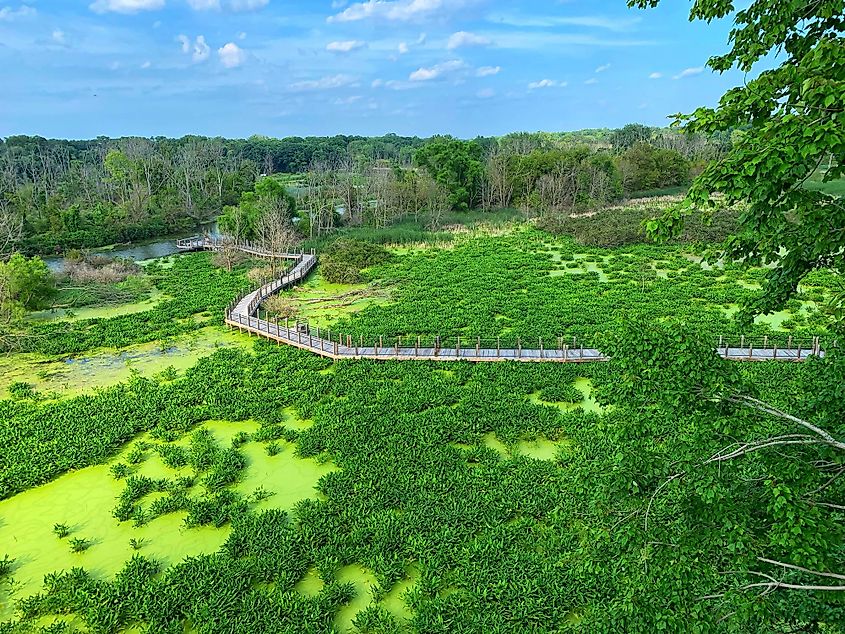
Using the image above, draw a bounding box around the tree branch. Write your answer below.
[757,558,845,581]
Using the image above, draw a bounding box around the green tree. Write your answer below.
[610,123,654,152]
[219,177,296,241]
[632,0,845,320]
[414,138,484,212]
[0,254,54,323]
[616,143,691,194]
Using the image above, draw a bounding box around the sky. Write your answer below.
[0,0,748,139]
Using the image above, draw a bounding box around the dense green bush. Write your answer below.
[320,239,393,284]
[539,205,741,247]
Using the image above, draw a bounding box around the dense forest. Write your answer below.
[0,126,728,255]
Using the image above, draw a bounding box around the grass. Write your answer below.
[301,208,524,251]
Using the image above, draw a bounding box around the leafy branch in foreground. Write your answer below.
[601,320,845,602]
[631,0,845,319]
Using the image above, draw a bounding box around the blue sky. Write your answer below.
[0,0,746,139]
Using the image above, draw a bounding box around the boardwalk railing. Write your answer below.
[177,235,307,260]
[182,237,832,364]
[223,315,833,364]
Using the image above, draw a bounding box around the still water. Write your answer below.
[44,221,219,272]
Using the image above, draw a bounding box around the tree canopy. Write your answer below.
[414,138,485,212]
[632,0,845,320]
[218,177,296,241]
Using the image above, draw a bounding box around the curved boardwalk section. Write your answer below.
[178,237,828,364]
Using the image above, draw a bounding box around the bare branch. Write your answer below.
[757,558,845,581]
[726,394,845,452]
[742,581,845,593]
[704,435,823,464]
[644,471,685,532]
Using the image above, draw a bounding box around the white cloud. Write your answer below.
[476,65,500,77]
[476,88,495,99]
[371,79,384,88]
[488,14,640,32]
[648,72,662,79]
[218,42,246,67]
[328,0,454,23]
[239,31,247,40]
[178,34,211,62]
[290,74,356,91]
[188,0,220,9]
[409,59,464,81]
[52,29,66,44]
[0,4,36,20]
[334,95,362,105]
[673,66,703,80]
[584,77,598,85]
[447,31,491,50]
[228,0,269,9]
[398,42,409,54]
[326,40,367,53]
[141,60,152,69]
[90,0,164,14]
[528,79,565,89]
[595,63,610,73]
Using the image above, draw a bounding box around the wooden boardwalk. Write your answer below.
[174,237,830,364]
[176,236,303,260]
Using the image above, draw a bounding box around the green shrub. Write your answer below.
[320,239,393,284]
[7,382,37,400]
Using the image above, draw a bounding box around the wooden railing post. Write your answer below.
[563,344,568,362]
[476,337,480,357]
[539,337,543,359]
[456,336,461,358]
[496,336,500,358]
[517,337,522,359]
[416,336,420,356]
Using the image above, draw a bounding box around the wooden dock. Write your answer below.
[173,237,831,364]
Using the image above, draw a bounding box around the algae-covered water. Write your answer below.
[271,271,393,329]
[482,378,600,461]
[0,419,336,621]
[26,288,168,323]
[0,326,251,399]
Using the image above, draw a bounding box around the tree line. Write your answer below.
[0,126,729,258]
